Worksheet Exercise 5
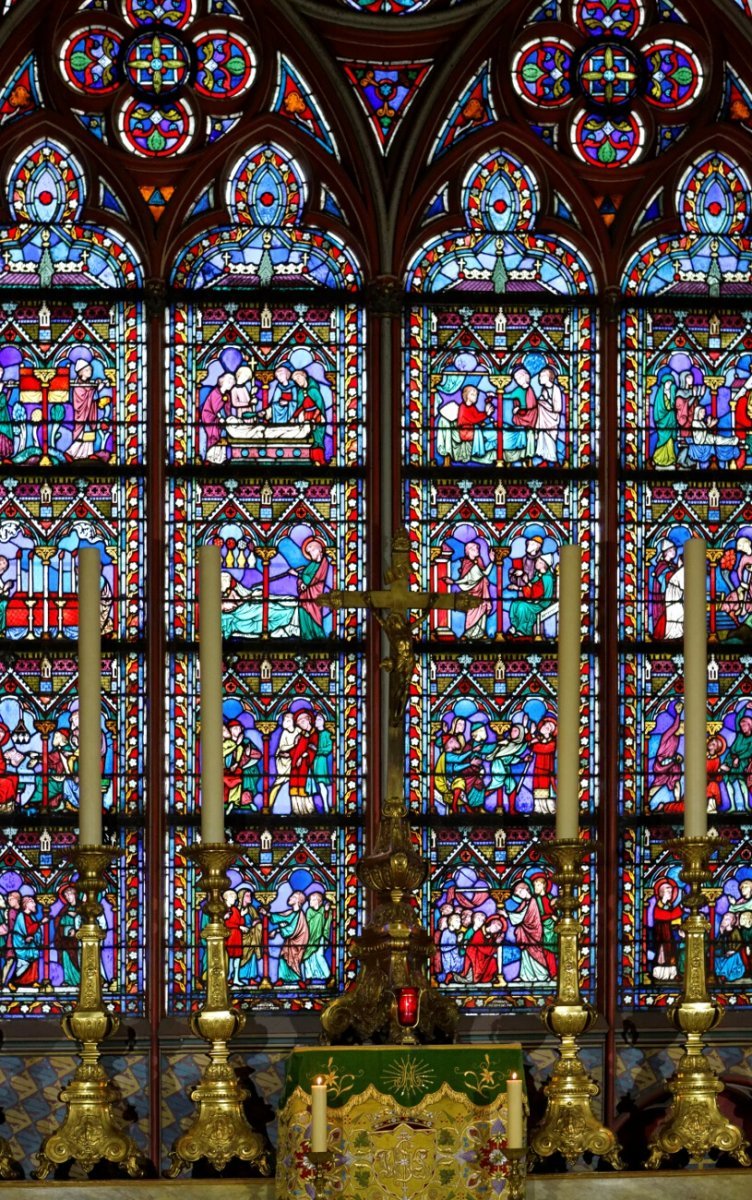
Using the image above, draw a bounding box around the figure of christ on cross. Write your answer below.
[323,527,484,797]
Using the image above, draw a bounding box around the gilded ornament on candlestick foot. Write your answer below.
[33,846,149,1180]
[504,1146,526,1200]
[528,839,623,1170]
[320,795,458,1045]
[646,836,751,1169]
[165,844,271,1178]
[309,1148,334,1199]
[0,1130,22,1180]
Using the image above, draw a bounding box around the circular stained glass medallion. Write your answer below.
[117,96,195,156]
[573,0,644,39]
[643,41,703,109]
[61,29,123,94]
[194,32,256,99]
[576,42,642,108]
[123,0,197,27]
[572,108,645,167]
[514,40,574,108]
[123,31,192,96]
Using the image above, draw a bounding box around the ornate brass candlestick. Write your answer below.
[528,839,622,1169]
[309,1148,334,1198]
[646,836,750,1168]
[165,843,271,1177]
[504,1146,526,1200]
[34,845,148,1180]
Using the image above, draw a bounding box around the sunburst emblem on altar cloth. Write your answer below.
[380,1055,436,1101]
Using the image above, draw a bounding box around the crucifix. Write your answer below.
[323,525,483,805]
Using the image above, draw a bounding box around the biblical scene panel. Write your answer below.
[0,476,144,641]
[408,654,598,818]
[620,479,752,643]
[0,652,144,819]
[0,826,145,1017]
[166,825,362,1013]
[167,478,365,641]
[619,823,752,1008]
[404,306,596,470]
[423,826,596,1009]
[406,478,596,641]
[168,304,365,469]
[0,300,144,465]
[621,309,752,472]
[167,652,365,819]
[619,652,752,818]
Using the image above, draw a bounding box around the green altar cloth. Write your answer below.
[277,1043,526,1200]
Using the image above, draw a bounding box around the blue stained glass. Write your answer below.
[186,183,214,219]
[99,181,128,218]
[429,61,496,163]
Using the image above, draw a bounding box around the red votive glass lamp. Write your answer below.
[395,986,420,1028]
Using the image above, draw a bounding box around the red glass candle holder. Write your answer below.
[394,986,420,1028]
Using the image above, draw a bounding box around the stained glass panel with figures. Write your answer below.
[0,653,144,819]
[167,478,365,642]
[424,826,596,1009]
[168,305,365,470]
[167,652,364,821]
[404,307,597,471]
[406,478,596,641]
[619,823,752,1008]
[621,309,752,472]
[166,825,362,1012]
[0,301,145,466]
[619,480,752,645]
[0,477,144,642]
[0,827,145,1016]
[409,654,597,819]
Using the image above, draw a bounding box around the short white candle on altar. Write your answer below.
[198,544,225,844]
[556,544,582,841]
[311,1076,328,1153]
[506,1073,523,1150]
[683,537,708,839]
[78,547,103,846]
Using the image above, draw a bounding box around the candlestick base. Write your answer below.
[0,1138,22,1180]
[528,840,623,1171]
[504,1146,526,1200]
[646,837,750,1168]
[33,847,149,1180]
[164,844,271,1178]
[308,1148,334,1199]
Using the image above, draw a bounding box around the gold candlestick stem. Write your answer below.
[504,1146,526,1200]
[33,846,148,1180]
[165,843,271,1177]
[646,836,750,1168]
[309,1148,334,1199]
[528,839,622,1169]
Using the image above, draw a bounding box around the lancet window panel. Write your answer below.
[0,476,145,643]
[423,825,596,1010]
[165,824,363,1013]
[403,306,597,472]
[0,300,146,468]
[619,822,752,1009]
[0,651,145,820]
[167,651,365,821]
[405,478,597,642]
[620,309,752,474]
[619,652,752,820]
[408,654,598,820]
[0,826,145,1018]
[166,478,366,643]
[167,304,366,471]
[619,480,752,645]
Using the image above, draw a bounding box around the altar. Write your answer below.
[275,1043,526,1200]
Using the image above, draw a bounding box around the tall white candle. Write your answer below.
[506,1073,523,1150]
[311,1076,328,1153]
[199,544,225,843]
[683,537,708,838]
[78,547,102,845]
[556,544,582,841]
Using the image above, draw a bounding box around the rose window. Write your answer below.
[512,0,705,168]
[58,0,256,157]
